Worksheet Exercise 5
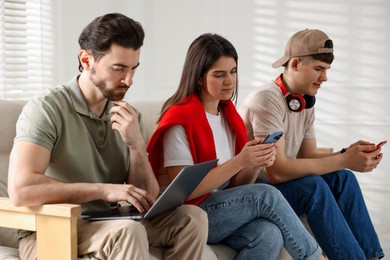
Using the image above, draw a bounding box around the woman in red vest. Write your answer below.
[147,33,325,259]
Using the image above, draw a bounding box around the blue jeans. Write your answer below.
[198,184,321,260]
[274,170,384,260]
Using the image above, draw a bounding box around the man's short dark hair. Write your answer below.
[78,13,145,72]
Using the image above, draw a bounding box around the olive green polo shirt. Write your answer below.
[15,76,141,214]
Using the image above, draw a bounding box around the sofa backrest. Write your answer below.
[0,99,26,248]
[0,100,26,198]
[132,100,163,142]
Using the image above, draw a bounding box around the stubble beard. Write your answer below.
[90,67,129,101]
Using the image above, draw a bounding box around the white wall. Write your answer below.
[54,0,390,254]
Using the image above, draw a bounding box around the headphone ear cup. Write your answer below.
[286,94,306,112]
[303,95,316,109]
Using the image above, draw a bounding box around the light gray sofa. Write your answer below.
[0,98,293,259]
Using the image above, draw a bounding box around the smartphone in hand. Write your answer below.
[375,140,387,150]
[261,131,284,144]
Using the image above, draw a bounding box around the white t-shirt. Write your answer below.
[163,111,235,190]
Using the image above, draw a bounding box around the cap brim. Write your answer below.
[272,56,290,68]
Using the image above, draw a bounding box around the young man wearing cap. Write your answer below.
[239,29,384,259]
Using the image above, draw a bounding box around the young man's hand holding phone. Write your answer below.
[373,140,386,159]
[375,141,387,150]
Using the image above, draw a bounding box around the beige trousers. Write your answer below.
[19,205,208,260]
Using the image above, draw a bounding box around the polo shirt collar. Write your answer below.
[64,75,115,121]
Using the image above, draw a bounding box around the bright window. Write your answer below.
[0,0,54,99]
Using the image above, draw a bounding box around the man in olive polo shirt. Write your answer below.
[8,13,207,260]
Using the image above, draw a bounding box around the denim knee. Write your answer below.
[299,175,328,193]
[278,175,330,197]
[222,218,284,260]
[250,183,284,197]
[275,175,334,216]
[259,220,284,250]
[322,169,360,192]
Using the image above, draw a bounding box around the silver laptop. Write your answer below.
[82,159,218,220]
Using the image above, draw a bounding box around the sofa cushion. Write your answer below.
[0,100,26,249]
[0,246,19,260]
[149,244,236,260]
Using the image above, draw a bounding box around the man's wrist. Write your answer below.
[129,146,149,159]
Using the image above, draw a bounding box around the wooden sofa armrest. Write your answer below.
[0,197,81,260]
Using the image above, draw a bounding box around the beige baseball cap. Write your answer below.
[272,29,333,68]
